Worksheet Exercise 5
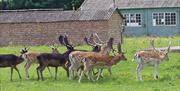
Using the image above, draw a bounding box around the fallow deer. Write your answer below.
[68,33,114,80]
[134,41,171,81]
[78,43,127,82]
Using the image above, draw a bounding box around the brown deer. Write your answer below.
[68,33,114,80]
[78,43,127,82]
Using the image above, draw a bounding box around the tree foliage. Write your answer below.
[0,0,84,10]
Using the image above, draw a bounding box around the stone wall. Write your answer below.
[0,14,122,46]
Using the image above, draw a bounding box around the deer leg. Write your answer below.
[36,66,40,80]
[139,64,143,81]
[68,65,73,80]
[47,67,53,78]
[63,65,69,78]
[10,67,13,81]
[39,66,46,81]
[154,64,158,80]
[78,70,84,83]
[88,69,94,81]
[136,64,141,81]
[55,67,58,80]
[14,66,22,79]
[108,67,112,76]
[96,69,102,81]
[25,62,31,79]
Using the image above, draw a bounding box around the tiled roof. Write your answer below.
[0,8,116,23]
[80,0,180,10]
[117,0,180,9]
[80,0,115,10]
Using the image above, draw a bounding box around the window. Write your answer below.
[124,13,142,27]
[153,12,176,26]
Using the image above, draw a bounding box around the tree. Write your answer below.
[0,0,84,10]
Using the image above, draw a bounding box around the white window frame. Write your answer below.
[123,13,142,27]
[152,12,177,26]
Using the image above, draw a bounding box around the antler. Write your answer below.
[167,40,171,53]
[84,33,97,46]
[150,38,156,50]
[58,34,73,49]
[58,35,66,46]
[93,33,104,44]
[63,35,71,46]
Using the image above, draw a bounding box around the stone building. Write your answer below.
[0,6,124,46]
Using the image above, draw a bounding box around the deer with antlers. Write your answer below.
[78,43,127,82]
[68,33,115,80]
[134,40,171,81]
[36,35,76,80]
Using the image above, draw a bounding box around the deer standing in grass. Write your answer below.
[68,33,115,80]
[78,43,127,82]
[22,45,59,79]
[134,40,171,81]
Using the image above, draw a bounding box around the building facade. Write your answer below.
[118,0,180,36]
[81,0,180,36]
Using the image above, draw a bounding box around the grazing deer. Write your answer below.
[134,41,171,81]
[78,43,127,82]
[68,33,114,80]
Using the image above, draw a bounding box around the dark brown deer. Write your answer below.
[36,35,75,80]
[0,49,26,81]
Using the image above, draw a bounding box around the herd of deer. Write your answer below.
[0,33,171,82]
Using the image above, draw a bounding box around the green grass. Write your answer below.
[0,36,180,91]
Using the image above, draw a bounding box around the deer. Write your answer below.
[22,45,59,79]
[0,49,26,81]
[68,33,114,80]
[36,35,76,80]
[78,43,127,83]
[134,40,171,81]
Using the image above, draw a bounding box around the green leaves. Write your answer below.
[0,0,84,10]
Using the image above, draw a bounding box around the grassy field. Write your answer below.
[0,37,179,91]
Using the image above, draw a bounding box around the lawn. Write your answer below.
[0,36,179,91]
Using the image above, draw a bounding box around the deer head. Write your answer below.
[84,33,115,54]
[49,44,59,54]
[20,47,29,54]
[84,33,101,52]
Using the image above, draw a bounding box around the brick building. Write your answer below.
[0,7,124,46]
